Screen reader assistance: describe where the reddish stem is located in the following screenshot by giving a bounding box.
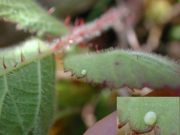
[51,6,128,52]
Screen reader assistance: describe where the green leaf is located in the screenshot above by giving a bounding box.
[0,0,68,36]
[0,38,55,135]
[64,50,180,90]
[117,97,180,135]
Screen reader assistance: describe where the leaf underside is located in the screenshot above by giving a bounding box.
[0,38,55,135]
[117,97,180,135]
[64,50,180,90]
[0,0,67,36]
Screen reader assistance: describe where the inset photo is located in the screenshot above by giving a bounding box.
[117,97,180,135]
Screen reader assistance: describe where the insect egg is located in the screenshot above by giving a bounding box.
[144,111,157,125]
[81,69,87,75]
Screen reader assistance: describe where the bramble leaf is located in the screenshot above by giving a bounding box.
[64,50,180,90]
[117,97,180,135]
[0,0,68,36]
[0,38,55,135]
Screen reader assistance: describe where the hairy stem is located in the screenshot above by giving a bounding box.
[51,6,128,51]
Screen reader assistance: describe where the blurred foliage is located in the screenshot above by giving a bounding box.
[53,80,116,135]
[50,111,86,135]
[169,25,180,40]
[87,0,113,21]
[84,112,116,135]
[144,0,172,23]
[56,80,98,109]
[95,89,116,120]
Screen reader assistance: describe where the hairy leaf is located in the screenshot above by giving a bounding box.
[64,50,180,90]
[0,38,55,135]
[0,0,67,36]
[117,97,180,135]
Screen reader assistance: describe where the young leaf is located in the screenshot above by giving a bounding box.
[117,97,180,135]
[0,38,55,135]
[64,50,180,90]
[0,0,67,36]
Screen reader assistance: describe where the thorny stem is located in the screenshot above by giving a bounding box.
[51,6,128,51]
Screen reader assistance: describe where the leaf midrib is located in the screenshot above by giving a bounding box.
[34,59,42,125]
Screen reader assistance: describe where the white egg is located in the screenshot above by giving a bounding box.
[144,111,157,125]
[81,69,87,75]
